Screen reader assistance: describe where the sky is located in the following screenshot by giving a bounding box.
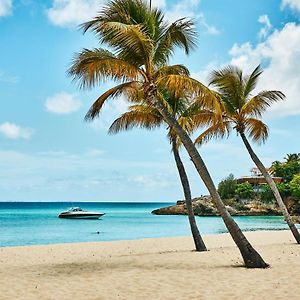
[0,0,300,202]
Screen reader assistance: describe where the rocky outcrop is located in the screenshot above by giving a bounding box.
[151,196,282,216]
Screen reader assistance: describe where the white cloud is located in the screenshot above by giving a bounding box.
[85,148,105,157]
[258,15,272,39]
[0,0,12,17]
[0,71,18,83]
[151,0,166,8]
[129,173,175,189]
[46,0,104,28]
[198,12,220,35]
[165,0,200,23]
[281,0,300,13]
[45,92,82,114]
[229,22,300,117]
[0,122,34,139]
[0,149,174,201]
[164,0,219,35]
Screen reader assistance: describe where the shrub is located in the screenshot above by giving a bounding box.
[289,173,300,198]
[235,182,253,199]
[218,174,237,199]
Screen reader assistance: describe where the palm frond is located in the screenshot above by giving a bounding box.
[243,65,263,98]
[241,90,285,117]
[85,81,138,121]
[189,109,220,128]
[154,64,190,78]
[244,118,269,144]
[95,22,154,66]
[153,18,197,64]
[157,75,210,98]
[108,105,162,133]
[208,65,244,110]
[194,121,231,145]
[68,48,142,88]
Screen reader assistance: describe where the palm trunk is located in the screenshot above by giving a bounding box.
[240,132,300,244]
[145,83,269,268]
[171,139,207,251]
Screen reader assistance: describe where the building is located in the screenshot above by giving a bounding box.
[237,167,283,192]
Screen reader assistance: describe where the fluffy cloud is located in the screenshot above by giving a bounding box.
[0,122,34,139]
[163,0,219,35]
[151,0,166,8]
[46,0,104,27]
[0,0,12,17]
[45,91,82,114]
[229,22,300,117]
[0,149,175,201]
[281,0,300,13]
[258,15,272,39]
[0,71,18,83]
[165,0,199,22]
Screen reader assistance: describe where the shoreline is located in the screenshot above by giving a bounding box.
[1,230,299,299]
[1,226,293,249]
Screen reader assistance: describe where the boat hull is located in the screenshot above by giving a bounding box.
[58,213,105,219]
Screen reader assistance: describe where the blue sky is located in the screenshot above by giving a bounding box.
[0,0,300,202]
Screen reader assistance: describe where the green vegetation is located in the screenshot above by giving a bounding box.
[218,154,300,212]
[271,154,300,182]
[290,174,300,198]
[217,174,236,199]
[235,182,254,199]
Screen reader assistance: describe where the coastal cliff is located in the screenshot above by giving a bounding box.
[152,196,284,216]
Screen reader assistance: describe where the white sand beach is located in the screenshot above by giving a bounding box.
[0,230,299,300]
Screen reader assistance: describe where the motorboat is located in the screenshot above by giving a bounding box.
[58,207,105,219]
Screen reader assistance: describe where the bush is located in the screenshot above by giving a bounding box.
[272,160,300,182]
[289,173,300,198]
[260,185,274,203]
[260,183,290,203]
[218,174,237,199]
[235,182,253,199]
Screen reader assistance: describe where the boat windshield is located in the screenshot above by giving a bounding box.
[69,207,83,212]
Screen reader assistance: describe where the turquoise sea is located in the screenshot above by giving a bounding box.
[0,202,292,247]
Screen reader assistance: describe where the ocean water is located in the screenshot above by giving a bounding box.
[0,202,292,247]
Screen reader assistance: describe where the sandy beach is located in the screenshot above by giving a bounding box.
[0,230,299,300]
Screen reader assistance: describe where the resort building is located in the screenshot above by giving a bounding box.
[237,167,283,191]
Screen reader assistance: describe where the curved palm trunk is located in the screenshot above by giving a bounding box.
[240,132,300,244]
[171,139,207,251]
[146,83,269,268]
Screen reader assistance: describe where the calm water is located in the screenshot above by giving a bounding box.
[0,202,292,247]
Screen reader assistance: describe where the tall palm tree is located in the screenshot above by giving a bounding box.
[195,65,300,244]
[109,92,208,251]
[285,153,300,163]
[69,0,268,268]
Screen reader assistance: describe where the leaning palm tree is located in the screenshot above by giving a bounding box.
[109,91,208,251]
[195,65,300,244]
[69,0,268,267]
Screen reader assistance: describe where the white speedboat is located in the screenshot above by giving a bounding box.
[58,207,105,219]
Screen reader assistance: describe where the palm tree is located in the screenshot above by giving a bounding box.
[195,65,300,244]
[285,153,300,163]
[109,92,208,251]
[69,0,268,268]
